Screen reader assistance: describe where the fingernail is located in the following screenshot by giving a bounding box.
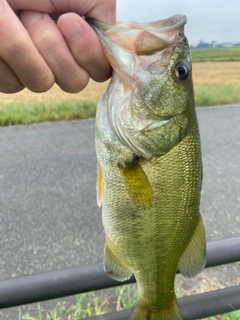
[21,11,43,27]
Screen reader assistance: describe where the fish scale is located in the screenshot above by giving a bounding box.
[89,14,206,320]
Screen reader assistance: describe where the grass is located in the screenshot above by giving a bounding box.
[17,284,240,320]
[194,85,240,106]
[191,47,240,62]
[18,285,137,320]
[208,312,240,320]
[0,100,97,126]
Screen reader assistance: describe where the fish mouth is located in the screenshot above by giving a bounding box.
[87,14,187,34]
[87,15,187,57]
[87,14,187,93]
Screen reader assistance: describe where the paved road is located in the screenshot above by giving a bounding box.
[0,105,240,319]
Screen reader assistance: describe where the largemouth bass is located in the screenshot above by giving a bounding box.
[89,14,206,320]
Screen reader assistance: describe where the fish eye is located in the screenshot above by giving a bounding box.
[174,61,190,80]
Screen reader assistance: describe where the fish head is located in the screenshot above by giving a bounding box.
[89,15,195,158]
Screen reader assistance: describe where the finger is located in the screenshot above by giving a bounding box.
[0,0,55,92]
[20,10,89,93]
[7,0,117,24]
[58,13,112,83]
[0,58,24,93]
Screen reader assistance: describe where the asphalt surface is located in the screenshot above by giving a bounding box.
[0,104,240,319]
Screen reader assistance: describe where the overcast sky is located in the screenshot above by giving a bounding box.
[116,0,240,46]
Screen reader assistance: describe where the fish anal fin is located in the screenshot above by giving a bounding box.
[96,162,103,207]
[178,214,206,278]
[129,296,182,320]
[104,238,132,281]
[118,162,152,209]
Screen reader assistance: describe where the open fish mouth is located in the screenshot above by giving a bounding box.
[87,14,187,34]
[87,14,187,57]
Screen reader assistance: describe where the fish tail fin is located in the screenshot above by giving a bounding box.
[129,297,182,320]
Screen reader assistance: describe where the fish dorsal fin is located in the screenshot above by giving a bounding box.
[96,162,103,207]
[118,161,152,209]
[134,31,172,55]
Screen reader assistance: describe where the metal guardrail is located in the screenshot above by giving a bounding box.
[0,237,240,319]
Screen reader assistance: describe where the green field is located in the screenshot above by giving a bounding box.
[191,46,240,62]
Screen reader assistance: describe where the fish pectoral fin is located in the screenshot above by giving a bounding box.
[118,161,152,209]
[96,162,103,207]
[104,238,132,281]
[178,214,206,278]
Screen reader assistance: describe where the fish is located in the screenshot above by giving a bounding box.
[88,14,206,320]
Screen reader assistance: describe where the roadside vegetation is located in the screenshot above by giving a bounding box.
[0,100,97,126]
[18,283,240,320]
[0,47,240,126]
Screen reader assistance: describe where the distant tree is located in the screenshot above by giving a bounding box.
[196,40,211,48]
[192,40,238,49]
[211,41,217,48]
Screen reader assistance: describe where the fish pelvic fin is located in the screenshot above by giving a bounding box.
[129,297,182,320]
[178,214,206,278]
[96,162,103,207]
[104,238,132,281]
[118,161,152,209]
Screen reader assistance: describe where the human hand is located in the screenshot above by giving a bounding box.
[0,0,116,93]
